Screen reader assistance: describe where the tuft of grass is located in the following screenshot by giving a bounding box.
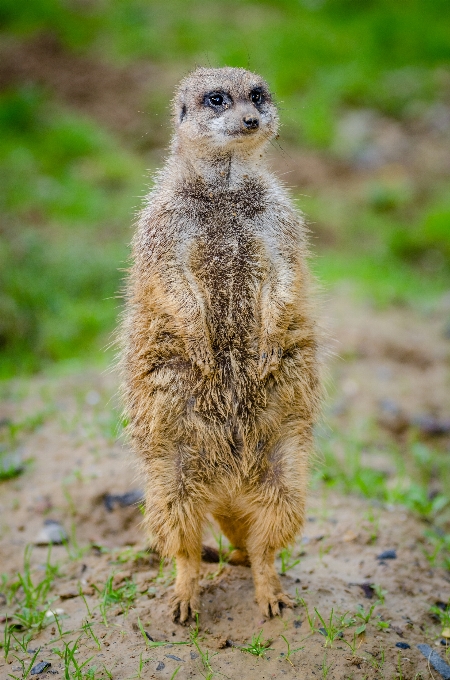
[279,546,301,574]
[3,545,61,634]
[430,600,450,629]
[280,634,305,666]
[241,629,273,658]
[93,575,137,625]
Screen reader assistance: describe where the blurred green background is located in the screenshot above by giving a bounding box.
[0,0,449,377]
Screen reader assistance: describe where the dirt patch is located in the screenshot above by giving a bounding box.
[0,34,174,147]
[1,292,449,678]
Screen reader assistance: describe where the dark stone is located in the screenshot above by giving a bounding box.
[417,644,450,679]
[144,631,154,641]
[411,415,450,436]
[190,651,199,659]
[294,619,303,628]
[377,550,397,560]
[359,582,375,599]
[104,489,144,512]
[156,661,165,671]
[201,545,220,563]
[165,655,183,662]
[31,661,51,675]
[396,642,410,649]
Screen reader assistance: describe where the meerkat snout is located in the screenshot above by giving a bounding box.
[242,115,259,130]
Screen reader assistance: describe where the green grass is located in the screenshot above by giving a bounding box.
[0,86,142,377]
[241,630,273,658]
[316,426,450,522]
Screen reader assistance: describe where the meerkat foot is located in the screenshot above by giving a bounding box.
[170,591,200,625]
[227,548,251,567]
[256,589,293,618]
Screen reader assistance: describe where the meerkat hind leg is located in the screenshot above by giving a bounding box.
[170,550,202,624]
[248,544,293,617]
[213,512,251,566]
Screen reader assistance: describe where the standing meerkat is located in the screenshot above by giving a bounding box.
[121,67,321,624]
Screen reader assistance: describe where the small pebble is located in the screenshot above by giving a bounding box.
[156,661,165,671]
[31,661,51,675]
[165,655,183,662]
[104,489,144,512]
[294,619,302,628]
[377,549,397,560]
[34,520,68,546]
[190,651,199,659]
[396,642,410,649]
[359,582,375,599]
[45,608,65,618]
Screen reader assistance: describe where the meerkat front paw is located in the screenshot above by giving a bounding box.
[259,340,283,379]
[170,591,200,625]
[256,589,293,618]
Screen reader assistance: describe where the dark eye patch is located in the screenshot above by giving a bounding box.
[204,91,232,110]
[250,87,265,106]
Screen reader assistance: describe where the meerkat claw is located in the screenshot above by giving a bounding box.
[258,591,294,618]
[171,595,199,625]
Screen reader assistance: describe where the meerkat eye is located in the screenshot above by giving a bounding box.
[250,89,263,105]
[207,93,224,107]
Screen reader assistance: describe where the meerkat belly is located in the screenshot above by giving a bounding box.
[191,230,265,355]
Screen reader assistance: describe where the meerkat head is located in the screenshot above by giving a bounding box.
[173,67,279,158]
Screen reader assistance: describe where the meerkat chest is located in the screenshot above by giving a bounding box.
[189,215,268,331]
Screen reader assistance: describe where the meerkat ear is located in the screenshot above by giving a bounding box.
[180,104,187,122]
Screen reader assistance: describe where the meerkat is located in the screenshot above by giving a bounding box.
[120,67,321,624]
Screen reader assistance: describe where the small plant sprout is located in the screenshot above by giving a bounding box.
[192,636,218,679]
[7,544,60,633]
[280,634,305,666]
[298,597,317,632]
[137,617,189,649]
[376,617,390,631]
[94,574,137,625]
[363,507,380,543]
[241,630,273,657]
[78,582,93,618]
[82,619,101,650]
[354,602,377,634]
[8,648,40,680]
[279,546,301,574]
[430,599,450,631]
[373,584,388,604]
[314,607,349,647]
[322,653,332,679]
[3,616,12,660]
[342,631,361,657]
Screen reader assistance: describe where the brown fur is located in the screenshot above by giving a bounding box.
[119,67,321,623]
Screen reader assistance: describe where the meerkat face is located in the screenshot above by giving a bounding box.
[174,67,279,156]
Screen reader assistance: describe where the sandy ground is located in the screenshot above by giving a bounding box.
[1,292,449,680]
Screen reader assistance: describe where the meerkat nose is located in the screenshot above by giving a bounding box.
[243,116,259,130]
